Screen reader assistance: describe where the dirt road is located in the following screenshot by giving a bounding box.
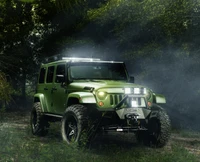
[1,111,200,158]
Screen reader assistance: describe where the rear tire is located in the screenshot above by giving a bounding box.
[61,104,89,145]
[30,102,49,136]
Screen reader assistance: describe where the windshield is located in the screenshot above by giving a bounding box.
[69,62,128,81]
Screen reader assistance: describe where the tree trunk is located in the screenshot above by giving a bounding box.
[22,69,27,108]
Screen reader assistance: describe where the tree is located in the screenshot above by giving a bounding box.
[0,0,35,107]
[0,72,12,109]
[0,0,93,108]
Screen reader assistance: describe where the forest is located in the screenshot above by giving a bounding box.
[1,0,200,161]
[0,0,200,131]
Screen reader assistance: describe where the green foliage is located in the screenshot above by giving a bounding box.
[0,72,12,104]
[87,0,200,54]
[54,0,84,12]
[20,0,35,3]
[0,0,33,44]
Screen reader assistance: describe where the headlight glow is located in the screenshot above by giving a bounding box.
[97,91,107,100]
[98,91,105,96]
[131,100,138,107]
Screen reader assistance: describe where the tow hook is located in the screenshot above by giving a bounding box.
[126,113,139,125]
[126,113,139,120]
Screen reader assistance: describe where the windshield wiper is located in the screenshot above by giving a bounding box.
[89,78,127,81]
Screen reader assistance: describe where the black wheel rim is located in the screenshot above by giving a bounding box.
[65,115,78,142]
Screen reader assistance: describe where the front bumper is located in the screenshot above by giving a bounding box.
[116,107,151,120]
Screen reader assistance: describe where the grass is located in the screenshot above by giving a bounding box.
[0,111,199,162]
[173,129,200,138]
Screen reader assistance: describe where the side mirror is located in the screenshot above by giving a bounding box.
[129,76,134,83]
[56,75,65,83]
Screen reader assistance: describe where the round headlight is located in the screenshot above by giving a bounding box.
[97,91,107,100]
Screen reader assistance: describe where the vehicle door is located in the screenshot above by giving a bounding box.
[52,64,68,114]
[37,66,48,112]
[44,65,55,112]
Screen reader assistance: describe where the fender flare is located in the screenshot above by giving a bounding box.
[153,93,166,104]
[33,93,47,112]
[67,92,96,104]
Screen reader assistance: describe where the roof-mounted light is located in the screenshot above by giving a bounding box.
[62,57,100,62]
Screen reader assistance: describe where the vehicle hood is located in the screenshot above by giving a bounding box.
[68,80,147,92]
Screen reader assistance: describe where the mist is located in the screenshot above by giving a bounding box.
[130,51,200,131]
[58,39,200,131]
[36,0,200,131]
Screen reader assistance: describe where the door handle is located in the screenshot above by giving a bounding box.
[52,87,57,91]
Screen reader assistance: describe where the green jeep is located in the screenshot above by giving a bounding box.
[30,57,171,147]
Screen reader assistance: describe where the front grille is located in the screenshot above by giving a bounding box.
[109,94,125,105]
[109,94,145,107]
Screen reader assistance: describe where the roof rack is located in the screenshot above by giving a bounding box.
[62,57,101,62]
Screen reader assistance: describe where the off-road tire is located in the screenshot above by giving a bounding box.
[137,106,171,147]
[61,104,89,145]
[30,102,49,136]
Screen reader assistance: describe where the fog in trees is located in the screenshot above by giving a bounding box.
[0,0,200,131]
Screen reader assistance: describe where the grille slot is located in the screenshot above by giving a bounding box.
[110,94,124,105]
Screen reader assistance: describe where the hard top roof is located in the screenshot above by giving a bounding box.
[43,57,124,65]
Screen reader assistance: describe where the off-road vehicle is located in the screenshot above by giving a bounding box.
[30,57,171,147]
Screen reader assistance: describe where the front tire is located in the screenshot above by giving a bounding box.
[61,104,88,145]
[147,110,171,147]
[136,106,171,147]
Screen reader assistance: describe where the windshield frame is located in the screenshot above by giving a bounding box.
[68,62,129,81]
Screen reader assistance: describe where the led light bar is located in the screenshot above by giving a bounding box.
[124,88,131,94]
[134,88,140,94]
[124,87,147,95]
[62,57,100,61]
